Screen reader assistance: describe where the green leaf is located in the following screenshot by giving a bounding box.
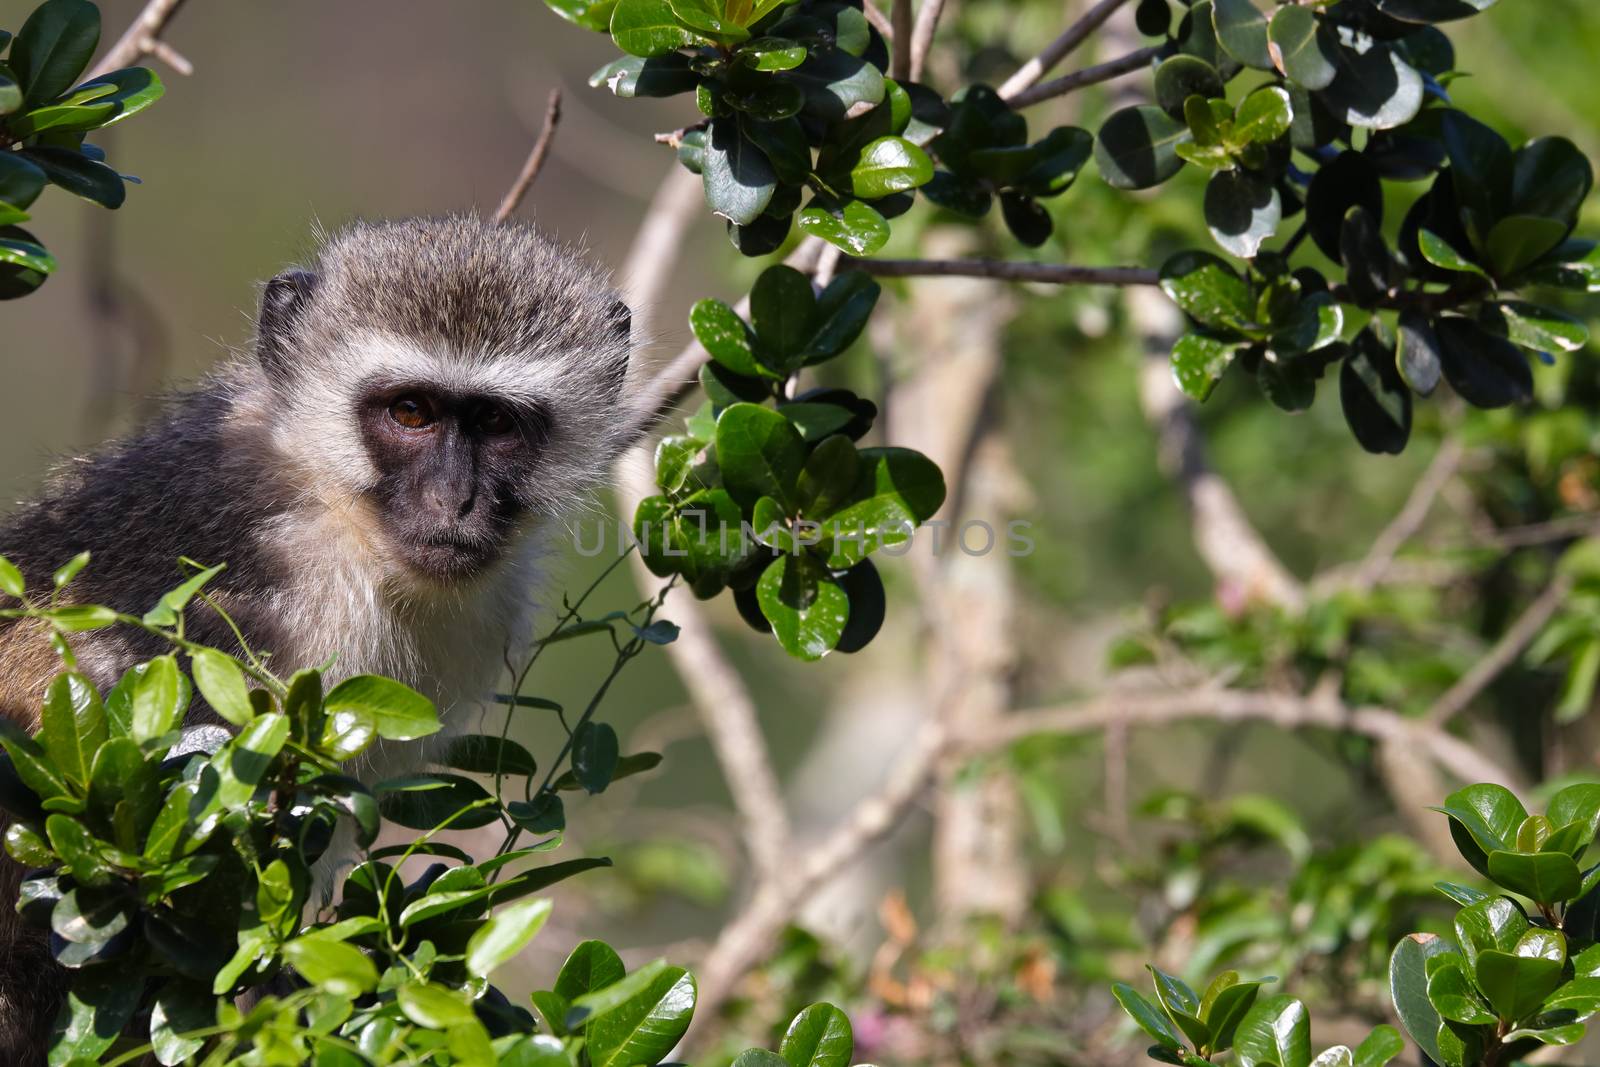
[818,447,946,568]
[667,0,750,42]
[1212,0,1272,70]
[547,0,622,31]
[1019,126,1093,197]
[188,649,253,728]
[1171,333,1236,402]
[398,982,477,1029]
[507,792,565,834]
[1149,966,1210,1051]
[1353,1026,1405,1067]
[1267,5,1337,90]
[553,751,663,792]
[465,897,553,979]
[1486,850,1582,904]
[20,146,124,208]
[1437,783,1527,859]
[1204,979,1262,1052]
[1159,250,1255,333]
[0,153,49,210]
[150,981,213,1067]
[1511,136,1592,224]
[283,937,380,998]
[610,0,696,56]
[582,964,697,1067]
[442,733,538,778]
[1095,105,1191,190]
[1153,55,1224,118]
[51,551,89,590]
[129,655,185,745]
[704,116,777,226]
[1112,983,1184,1052]
[324,675,439,742]
[1204,170,1281,259]
[1434,315,1532,409]
[13,66,163,135]
[1389,933,1454,1063]
[1426,959,1497,1024]
[40,672,104,788]
[803,272,880,362]
[1475,929,1566,1022]
[210,712,289,810]
[1492,301,1589,355]
[741,35,807,70]
[572,721,620,794]
[0,68,20,117]
[788,45,883,120]
[1486,214,1569,279]
[10,0,100,107]
[757,554,848,660]
[751,264,818,366]
[849,135,933,199]
[46,961,142,1065]
[798,196,890,256]
[556,939,627,1001]
[1234,995,1311,1067]
[1232,86,1293,145]
[1373,0,1496,21]
[1341,325,1412,454]
[1417,228,1490,279]
[590,53,699,98]
[1322,45,1423,130]
[377,773,499,831]
[715,402,807,511]
[1397,311,1443,396]
[691,298,772,380]
[779,1002,853,1067]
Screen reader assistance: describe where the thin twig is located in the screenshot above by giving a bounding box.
[908,0,950,82]
[842,257,1159,286]
[864,2,902,41]
[1424,575,1576,729]
[998,0,1136,100]
[978,687,1521,794]
[1005,45,1162,109]
[495,89,563,224]
[890,0,913,79]
[1348,438,1465,592]
[87,0,191,80]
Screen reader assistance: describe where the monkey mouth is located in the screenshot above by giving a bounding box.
[401,532,503,579]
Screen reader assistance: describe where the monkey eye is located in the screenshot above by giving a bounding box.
[388,394,435,431]
[473,402,515,437]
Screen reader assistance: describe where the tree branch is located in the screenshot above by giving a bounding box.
[997,0,1137,100]
[1346,437,1465,592]
[1424,575,1575,730]
[908,0,950,82]
[87,0,192,80]
[978,687,1522,795]
[1005,45,1162,108]
[890,0,913,80]
[843,257,1159,286]
[494,89,564,225]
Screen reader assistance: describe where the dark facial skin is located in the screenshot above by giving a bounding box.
[356,382,548,580]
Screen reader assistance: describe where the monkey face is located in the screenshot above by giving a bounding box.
[250,217,638,584]
[354,381,551,580]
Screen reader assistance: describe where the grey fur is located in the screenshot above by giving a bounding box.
[0,214,636,1065]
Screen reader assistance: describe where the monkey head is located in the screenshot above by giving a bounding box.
[250,215,634,583]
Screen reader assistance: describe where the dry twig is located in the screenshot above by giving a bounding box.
[88,0,192,80]
[997,0,1136,100]
[1005,45,1162,108]
[494,89,564,224]
[844,257,1159,286]
[1424,576,1576,729]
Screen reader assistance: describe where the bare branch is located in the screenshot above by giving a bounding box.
[978,688,1522,795]
[690,721,948,1026]
[1424,575,1575,729]
[997,0,1136,100]
[1005,45,1162,108]
[890,0,913,79]
[909,0,950,82]
[843,257,1159,286]
[1131,287,1304,611]
[88,0,192,79]
[1344,438,1465,592]
[494,89,564,225]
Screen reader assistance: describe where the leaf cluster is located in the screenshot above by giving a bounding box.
[1,0,164,299]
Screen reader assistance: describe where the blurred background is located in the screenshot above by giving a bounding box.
[3,1,1600,1063]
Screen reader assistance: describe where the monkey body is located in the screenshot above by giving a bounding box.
[0,215,635,1062]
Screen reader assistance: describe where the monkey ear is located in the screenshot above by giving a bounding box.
[257,269,318,382]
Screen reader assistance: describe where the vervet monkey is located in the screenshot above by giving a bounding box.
[0,214,637,1063]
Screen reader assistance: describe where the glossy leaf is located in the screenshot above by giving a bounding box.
[1095,105,1191,190]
